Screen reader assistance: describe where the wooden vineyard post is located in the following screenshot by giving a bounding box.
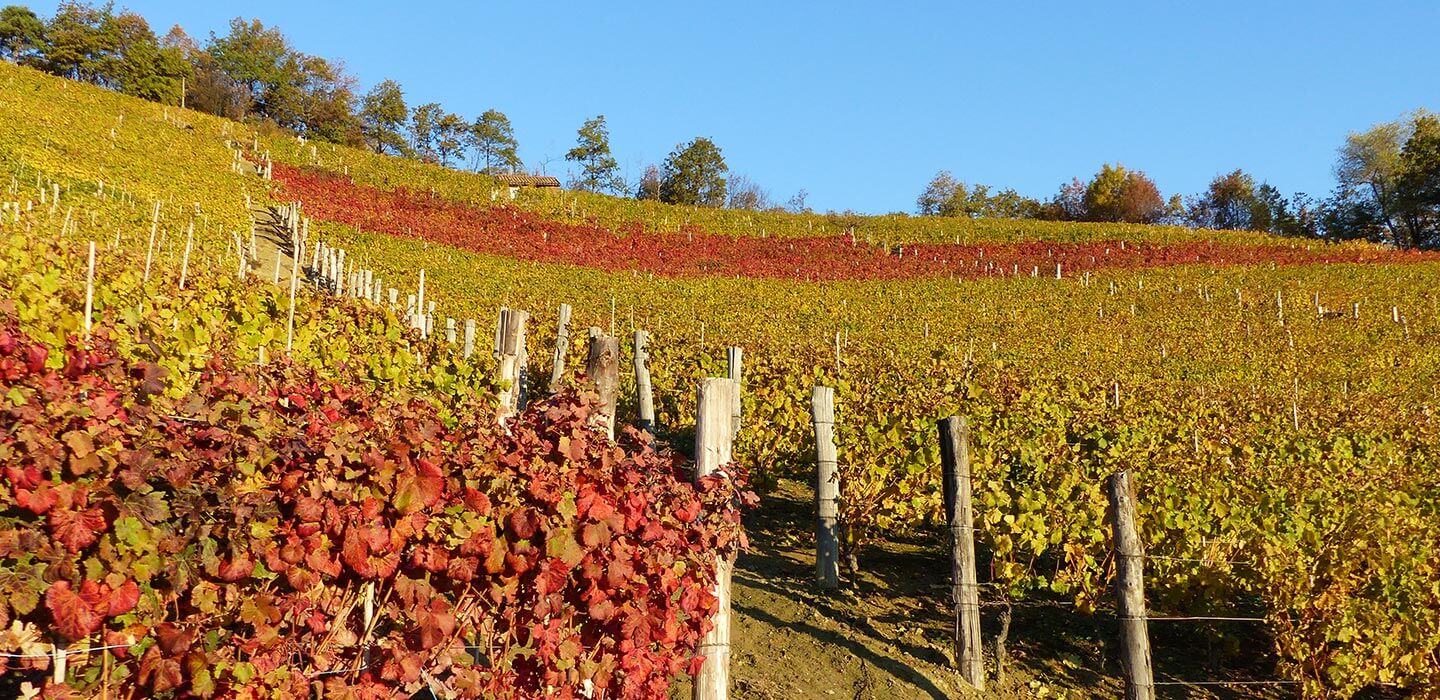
[496,309,530,424]
[550,303,572,390]
[726,346,743,440]
[693,378,737,700]
[634,330,655,433]
[812,386,840,589]
[938,416,983,689]
[1107,470,1154,700]
[586,333,620,439]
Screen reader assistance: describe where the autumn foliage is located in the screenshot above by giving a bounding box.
[0,311,751,699]
[274,164,1438,282]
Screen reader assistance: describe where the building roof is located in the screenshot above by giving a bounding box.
[494,174,561,188]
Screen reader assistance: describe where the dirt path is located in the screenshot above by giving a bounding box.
[246,203,301,285]
[672,479,1292,700]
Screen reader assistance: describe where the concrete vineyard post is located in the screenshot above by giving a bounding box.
[83,241,95,342]
[463,319,477,359]
[939,416,983,689]
[446,318,457,344]
[1107,470,1154,700]
[726,346,743,440]
[550,303,573,390]
[143,201,159,282]
[693,378,737,700]
[812,386,839,589]
[178,222,194,291]
[634,330,655,432]
[286,241,299,352]
[585,334,620,439]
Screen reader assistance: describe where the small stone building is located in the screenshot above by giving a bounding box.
[493,174,561,200]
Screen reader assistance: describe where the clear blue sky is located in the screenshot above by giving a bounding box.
[90,1,1440,213]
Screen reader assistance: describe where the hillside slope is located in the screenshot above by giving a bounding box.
[3,61,1439,698]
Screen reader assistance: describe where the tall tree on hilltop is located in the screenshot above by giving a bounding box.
[660,137,727,207]
[164,25,244,118]
[206,17,290,116]
[917,170,1040,218]
[41,1,118,83]
[565,115,623,193]
[0,5,45,64]
[108,11,188,104]
[727,174,773,211]
[433,112,468,166]
[634,164,661,201]
[409,102,443,162]
[1082,163,1165,223]
[1187,170,1263,231]
[1395,112,1440,248]
[292,55,361,145]
[1331,118,1409,245]
[1323,111,1440,248]
[468,109,520,174]
[360,79,409,156]
[917,171,961,215]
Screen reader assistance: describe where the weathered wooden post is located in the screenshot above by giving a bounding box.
[726,346,743,440]
[550,303,573,390]
[812,386,840,589]
[586,333,620,439]
[939,416,983,689]
[1107,470,1154,700]
[694,378,737,700]
[634,330,655,432]
[496,309,530,424]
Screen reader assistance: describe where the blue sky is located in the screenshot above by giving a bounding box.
[96,1,1440,213]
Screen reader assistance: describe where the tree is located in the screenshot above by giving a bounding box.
[786,189,810,214]
[1187,170,1262,230]
[1327,112,1436,248]
[634,164,661,201]
[433,112,468,166]
[726,174,773,210]
[206,17,290,115]
[660,137,727,207]
[41,1,117,83]
[409,102,443,162]
[1395,112,1440,248]
[110,11,187,104]
[917,170,1039,218]
[0,5,45,64]
[360,79,409,155]
[1039,177,1087,221]
[165,25,244,118]
[468,109,520,174]
[917,171,960,215]
[1082,163,1165,223]
[565,115,623,193]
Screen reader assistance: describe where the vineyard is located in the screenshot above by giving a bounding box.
[3,58,1440,699]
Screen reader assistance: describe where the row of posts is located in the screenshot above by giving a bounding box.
[809,391,1155,698]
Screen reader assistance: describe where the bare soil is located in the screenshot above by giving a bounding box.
[672,478,1294,700]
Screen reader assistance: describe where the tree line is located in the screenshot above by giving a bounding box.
[0,2,797,211]
[918,110,1440,249]
[3,3,1435,244]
